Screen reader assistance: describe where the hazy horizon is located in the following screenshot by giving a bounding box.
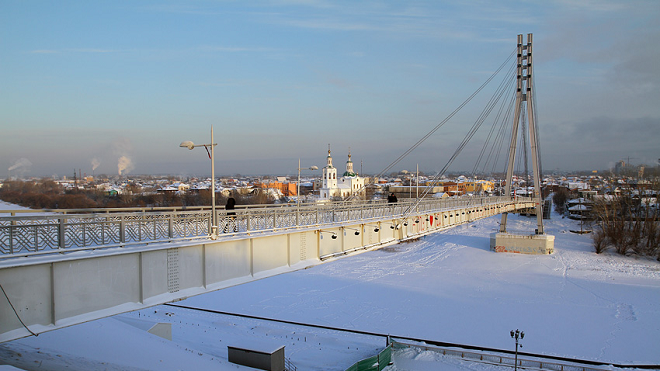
[4,165,643,181]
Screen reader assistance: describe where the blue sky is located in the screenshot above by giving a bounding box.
[1,0,659,178]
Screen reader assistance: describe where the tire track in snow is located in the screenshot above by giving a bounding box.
[322,232,462,283]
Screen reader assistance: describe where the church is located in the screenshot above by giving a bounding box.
[319,146,365,200]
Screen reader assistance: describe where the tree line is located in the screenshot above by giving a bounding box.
[0,180,276,210]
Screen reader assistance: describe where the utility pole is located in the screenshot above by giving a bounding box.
[416,164,419,199]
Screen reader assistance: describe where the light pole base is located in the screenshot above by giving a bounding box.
[210,226,219,240]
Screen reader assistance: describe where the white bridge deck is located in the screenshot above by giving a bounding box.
[0,196,535,343]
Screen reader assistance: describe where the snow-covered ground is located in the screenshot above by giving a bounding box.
[0,201,51,216]
[1,210,659,370]
[0,201,30,212]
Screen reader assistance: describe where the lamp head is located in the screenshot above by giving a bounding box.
[520,331,524,339]
[180,141,195,150]
[510,330,515,338]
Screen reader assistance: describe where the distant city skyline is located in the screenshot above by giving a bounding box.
[2,1,659,178]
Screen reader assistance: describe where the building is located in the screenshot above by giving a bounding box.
[319,147,365,200]
[457,179,494,195]
[255,179,297,196]
[157,182,190,194]
[614,160,625,174]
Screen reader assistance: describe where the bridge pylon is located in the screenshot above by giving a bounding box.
[491,33,554,255]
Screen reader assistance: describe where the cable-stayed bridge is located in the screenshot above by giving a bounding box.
[0,33,554,344]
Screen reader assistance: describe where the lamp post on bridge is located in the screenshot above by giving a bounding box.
[297,159,318,206]
[180,126,218,239]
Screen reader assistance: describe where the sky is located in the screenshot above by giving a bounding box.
[1,0,659,178]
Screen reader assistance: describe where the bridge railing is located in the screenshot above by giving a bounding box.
[0,196,529,258]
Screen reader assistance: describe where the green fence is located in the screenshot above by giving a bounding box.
[344,344,392,371]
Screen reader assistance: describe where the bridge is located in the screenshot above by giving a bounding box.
[0,196,536,342]
[1,33,555,345]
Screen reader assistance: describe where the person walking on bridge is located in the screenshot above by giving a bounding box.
[224,197,237,233]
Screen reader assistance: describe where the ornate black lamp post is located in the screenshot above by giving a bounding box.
[510,329,524,371]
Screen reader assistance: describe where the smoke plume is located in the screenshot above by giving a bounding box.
[8,158,32,178]
[112,137,134,176]
[91,158,101,171]
[118,156,134,176]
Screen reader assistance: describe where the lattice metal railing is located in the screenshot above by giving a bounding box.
[0,196,532,257]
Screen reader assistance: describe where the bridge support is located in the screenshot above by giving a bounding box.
[495,33,554,255]
[490,232,554,254]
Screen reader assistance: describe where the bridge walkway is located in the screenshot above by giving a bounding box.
[0,196,535,342]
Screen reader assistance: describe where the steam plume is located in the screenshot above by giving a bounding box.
[112,137,134,176]
[7,158,32,179]
[8,158,32,171]
[91,158,101,171]
[118,156,134,175]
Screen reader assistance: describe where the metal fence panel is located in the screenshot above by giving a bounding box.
[344,345,392,371]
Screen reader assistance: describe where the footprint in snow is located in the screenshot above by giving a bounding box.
[614,303,637,321]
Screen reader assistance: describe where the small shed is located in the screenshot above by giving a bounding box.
[228,344,285,371]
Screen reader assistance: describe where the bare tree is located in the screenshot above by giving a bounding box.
[592,186,659,259]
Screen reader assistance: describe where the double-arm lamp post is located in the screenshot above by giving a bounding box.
[180,126,218,239]
[510,329,524,371]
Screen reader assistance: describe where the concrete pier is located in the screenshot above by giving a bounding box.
[490,232,554,254]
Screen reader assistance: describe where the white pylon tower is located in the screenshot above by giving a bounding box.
[499,34,545,236]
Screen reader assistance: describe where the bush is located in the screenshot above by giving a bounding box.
[592,228,608,254]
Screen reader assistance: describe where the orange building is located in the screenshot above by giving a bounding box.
[255,181,297,196]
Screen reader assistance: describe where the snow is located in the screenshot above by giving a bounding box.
[1,211,659,370]
[568,204,589,211]
[0,202,30,213]
[391,347,505,371]
[0,201,52,216]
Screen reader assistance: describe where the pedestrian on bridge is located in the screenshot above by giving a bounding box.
[224,197,237,233]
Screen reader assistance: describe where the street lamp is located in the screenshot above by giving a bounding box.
[510,329,524,371]
[180,126,218,239]
[297,158,318,206]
